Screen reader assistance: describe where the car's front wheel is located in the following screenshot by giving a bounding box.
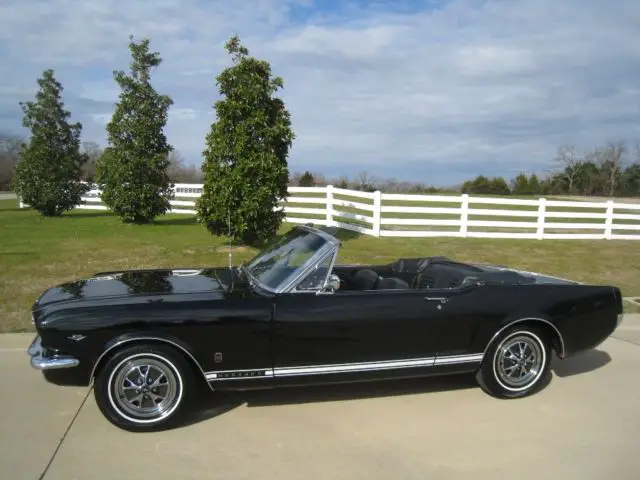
[476,325,552,399]
[94,343,196,432]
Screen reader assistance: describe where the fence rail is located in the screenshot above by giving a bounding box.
[18,183,640,240]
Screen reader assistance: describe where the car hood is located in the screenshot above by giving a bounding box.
[34,267,242,308]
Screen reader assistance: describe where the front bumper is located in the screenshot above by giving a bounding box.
[27,336,80,370]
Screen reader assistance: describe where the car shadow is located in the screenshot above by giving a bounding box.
[551,349,611,378]
[179,351,613,429]
[181,374,478,428]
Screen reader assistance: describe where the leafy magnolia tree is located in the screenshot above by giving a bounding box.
[197,36,295,243]
[96,36,174,223]
[12,69,89,215]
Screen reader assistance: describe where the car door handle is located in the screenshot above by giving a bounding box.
[424,296,448,303]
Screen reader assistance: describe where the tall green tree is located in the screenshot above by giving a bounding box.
[512,173,530,195]
[298,171,314,187]
[96,36,174,223]
[196,36,295,243]
[619,163,640,196]
[12,69,89,216]
[528,174,540,194]
[489,177,510,195]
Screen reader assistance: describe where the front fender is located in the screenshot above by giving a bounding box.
[88,332,209,384]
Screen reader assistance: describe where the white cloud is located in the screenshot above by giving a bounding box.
[90,113,112,125]
[169,108,200,120]
[0,0,639,184]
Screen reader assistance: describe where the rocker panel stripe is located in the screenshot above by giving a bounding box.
[205,353,483,381]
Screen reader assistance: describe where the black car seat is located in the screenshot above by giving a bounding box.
[352,269,380,290]
[376,277,410,290]
[413,264,463,289]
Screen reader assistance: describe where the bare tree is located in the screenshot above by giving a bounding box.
[0,132,23,191]
[599,140,626,196]
[81,141,103,182]
[166,150,203,183]
[311,171,327,186]
[353,171,377,191]
[554,145,584,194]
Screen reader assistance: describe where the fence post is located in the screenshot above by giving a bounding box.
[326,185,333,227]
[536,198,546,240]
[372,190,381,237]
[604,200,614,240]
[459,194,469,237]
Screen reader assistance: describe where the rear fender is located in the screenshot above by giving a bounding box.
[480,315,566,360]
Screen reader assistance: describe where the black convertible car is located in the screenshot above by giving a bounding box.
[28,225,624,431]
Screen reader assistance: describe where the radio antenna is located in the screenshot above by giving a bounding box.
[227,206,232,269]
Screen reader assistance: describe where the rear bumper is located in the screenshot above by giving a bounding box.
[27,335,80,370]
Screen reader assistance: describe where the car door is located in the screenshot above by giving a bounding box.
[418,284,490,363]
[271,286,461,385]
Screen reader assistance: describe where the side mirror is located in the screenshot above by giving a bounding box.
[328,273,341,291]
[461,276,484,287]
[316,274,341,295]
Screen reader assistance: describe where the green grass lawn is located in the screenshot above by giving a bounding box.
[1,198,639,333]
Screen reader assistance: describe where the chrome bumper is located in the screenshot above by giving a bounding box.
[27,335,80,370]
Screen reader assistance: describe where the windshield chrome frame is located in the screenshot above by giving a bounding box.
[285,243,339,294]
[243,225,340,295]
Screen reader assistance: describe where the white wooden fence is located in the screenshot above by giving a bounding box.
[20,183,640,240]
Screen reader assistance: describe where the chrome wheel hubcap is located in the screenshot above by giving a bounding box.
[496,335,543,388]
[113,357,178,419]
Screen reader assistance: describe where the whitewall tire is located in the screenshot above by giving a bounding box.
[94,343,196,431]
[477,325,552,399]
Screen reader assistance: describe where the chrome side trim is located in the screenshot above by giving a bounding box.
[434,353,484,365]
[203,354,484,382]
[89,336,212,390]
[27,335,80,370]
[274,356,436,376]
[482,318,566,359]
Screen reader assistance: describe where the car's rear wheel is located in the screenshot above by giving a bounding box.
[94,343,196,431]
[476,325,552,399]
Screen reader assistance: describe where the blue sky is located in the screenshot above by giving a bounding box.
[0,0,639,186]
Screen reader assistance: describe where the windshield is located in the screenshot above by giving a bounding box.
[245,228,330,291]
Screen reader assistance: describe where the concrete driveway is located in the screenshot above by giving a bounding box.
[3,315,640,480]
